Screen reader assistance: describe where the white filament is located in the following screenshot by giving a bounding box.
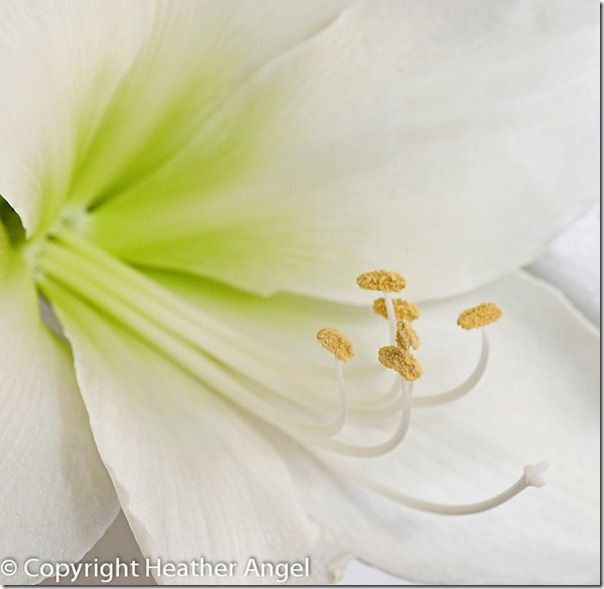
[413,329,490,409]
[347,373,400,405]
[40,234,548,518]
[270,359,348,436]
[304,379,413,457]
[384,292,397,345]
[329,358,348,435]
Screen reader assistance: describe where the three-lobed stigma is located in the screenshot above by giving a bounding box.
[312,269,546,516]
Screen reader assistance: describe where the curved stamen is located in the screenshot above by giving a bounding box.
[351,461,548,515]
[413,329,489,409]
[268,358,348,436]
[234,375,338,429]
[47,229,333,402]
[349,393,405,421]
[348,373,401,407]
[40,234,339,413]
[36,252,345,438]
[329,370,407,423]
[41,237,352,437]
[328,365,406,423]
[305,380,413,457]
[333,359,348,411]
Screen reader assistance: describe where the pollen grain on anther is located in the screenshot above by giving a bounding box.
[457,302,502,330]
[357,269,406,292]
[316,328,354,362]
[378,345,423,381]
[313,276,545,515]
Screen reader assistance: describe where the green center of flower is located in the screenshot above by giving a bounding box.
[6,41,278,293]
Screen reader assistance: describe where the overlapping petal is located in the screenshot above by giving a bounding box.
[83,0,599,302]
[0,1,597,304]
[0,226,118,585]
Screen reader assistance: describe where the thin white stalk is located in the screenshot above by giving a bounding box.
[412,329,489,409]
[384,291,397,345]
[304,380,412,458]
[348,462,548,515]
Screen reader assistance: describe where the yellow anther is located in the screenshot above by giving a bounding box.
[378,346,423,381]
[357,270,406,292]
[373,298,420,321]
[395,319,420,350]
[316,328,354,362]
[457,302,502,330]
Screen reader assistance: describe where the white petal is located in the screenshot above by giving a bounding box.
[86,0,599,302]
[0,0,348,236]
[142,268,598,584]
[40,223,598,583]
[0,231,118,585]
[46,280,345,585]
[255,271,599,584]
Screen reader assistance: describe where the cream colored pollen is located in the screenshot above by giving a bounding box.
[372,298,420,321]
[457,302,503,330]
[395,319,420,350]
[357,269,406,292]
[378,346,423,381]
[316,328,354,362]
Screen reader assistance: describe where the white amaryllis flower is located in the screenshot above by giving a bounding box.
[0,0,598,585]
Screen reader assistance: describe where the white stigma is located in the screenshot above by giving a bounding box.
[523,461,549,488]
[306,272,548,518]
